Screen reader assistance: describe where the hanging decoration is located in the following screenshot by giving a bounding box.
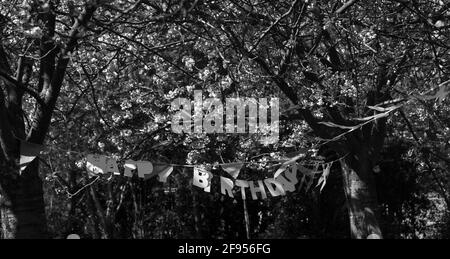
[80,153,343,200]
[21,85,449,199]
[19,140,45,174]
[193,165,213,192]
[221,163,244,179]
[154,164,174,183]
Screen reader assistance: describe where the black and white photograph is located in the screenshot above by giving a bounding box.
[0,0,449,245]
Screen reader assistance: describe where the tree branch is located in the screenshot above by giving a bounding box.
[0,89,16,162]
[220,24,334,139]
[336,0,360,15]
[248,0,301,53]
[81,65,111,128]
[0,68,45,106]
[28,2,99,143]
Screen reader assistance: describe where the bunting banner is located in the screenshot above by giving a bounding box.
[154,164,174,183]
[83,154,336,200]
[193,165,213,193]
[19,140,45,174]
[221,163,244,179]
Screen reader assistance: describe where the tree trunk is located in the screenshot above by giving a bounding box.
[0,161,48,239]
[339,142,383,239]
[0,1,98,239]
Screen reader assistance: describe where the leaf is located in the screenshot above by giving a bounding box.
[367,106,388,112]
[318,121,357,130]
[368,104,403,112]
[373,112,391,120]
[367,106,386,112]
[305,163,320,193]
[355,105,402,121]
[354,115,377,121]
[316,162,332,192]
[274,153,305,178]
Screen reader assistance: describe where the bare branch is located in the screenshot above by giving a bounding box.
[249,0,301,53]
[336,0,360,15]
[0,68,45,106]
[28,2,100,143]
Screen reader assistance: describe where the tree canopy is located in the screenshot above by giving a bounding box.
[0,0,449,239]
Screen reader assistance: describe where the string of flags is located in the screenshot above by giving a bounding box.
[16,80,449,199]
[83,153,343,200]
[18,135,343,200]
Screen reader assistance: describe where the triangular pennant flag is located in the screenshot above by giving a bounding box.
[154,164,174,183]
[86,155,120,178]
[86,154,107,178]
[20,140,44,174]
[221,163,244,179]
[193,165,213,192]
